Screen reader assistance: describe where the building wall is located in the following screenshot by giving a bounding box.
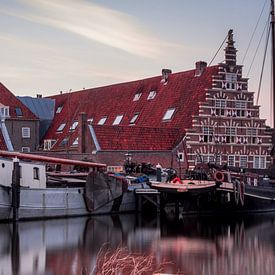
[5,119,40,152]
[185,62,272,170]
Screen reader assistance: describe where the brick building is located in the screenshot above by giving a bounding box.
[0,83,39,152]
[42,30,273,172]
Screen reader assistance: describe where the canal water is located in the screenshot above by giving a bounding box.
[1,213,275,275]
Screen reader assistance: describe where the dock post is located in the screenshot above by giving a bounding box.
[12,158,20,221]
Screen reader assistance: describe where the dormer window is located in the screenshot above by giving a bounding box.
[56,106,63,113]
[98,117,107,125]
[113,115,123,125]
[133,93,142,101]
[0,106,9,118]
[72,137,79,147]
[56,123,66,132]
[69,121,78,131]
[162,108,176,121]
[147,91,156,100]
[15,107,23,117]
[130,113,139,125]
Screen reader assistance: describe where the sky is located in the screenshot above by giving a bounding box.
[0,0,273,125]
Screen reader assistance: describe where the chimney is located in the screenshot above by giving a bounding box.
[78,112,87,154]
[36,94,42,98]
[195,61,207,76]
[161,69,172,84]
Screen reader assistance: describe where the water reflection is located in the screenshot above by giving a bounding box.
[1,213,275,274]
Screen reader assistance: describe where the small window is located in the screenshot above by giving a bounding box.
[113,115,123,125]
[87,118,93,124]
[43,139,56,150]
[72,137,79,146]
[98,117,107,125]
[0,106,9,118]
[69,121,78,131]
[60,137,69,147]
[130,113,139,125]
[162,108,176,121]
[147,91,156,100]
[22,127,30,138]
[56,106,63,113]
[240,156,248,168]
[15,107,23,116]
[56,123,66,132]
[21,147,30,153]
[133,93,142,101]
[33,167,39,180]
[228,155,235,166]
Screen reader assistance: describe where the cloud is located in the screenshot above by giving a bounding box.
[0,0,182,59]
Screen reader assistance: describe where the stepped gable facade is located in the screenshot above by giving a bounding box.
[0,83,39,152]
[42,30,272,171]
[185,30,272,169]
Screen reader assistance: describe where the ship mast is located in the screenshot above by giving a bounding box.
[272,0,275,128]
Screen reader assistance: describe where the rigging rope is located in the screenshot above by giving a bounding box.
[241,0,268,64]
[256,21,271,105]
[246,16,270,78]
[208,33,228,66]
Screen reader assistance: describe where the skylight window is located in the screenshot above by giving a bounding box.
[98,117,107,125]
[133,93,142,101]
[130,113,139,125]
[72,137,79,146]
[56,106,63,113]
[147,91,156,100]
[69,121,78,131]
[113,115,123,125]
[162,108,176,121]
[56,123,66,132]
[15,107,23,116]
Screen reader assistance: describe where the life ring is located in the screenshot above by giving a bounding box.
[233,179,239,205]
[213,171,224,182]
[239,181,245,206]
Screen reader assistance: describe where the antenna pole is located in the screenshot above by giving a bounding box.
[271,0,275,128]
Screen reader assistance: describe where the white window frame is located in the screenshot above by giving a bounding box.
[22,127,30,138]
[69,121,78,131]
[240,156,248,168]
[228,155,235,166]
[254,156,266,169]
[56,123,66,132]
[56,106,63,113]
[133,93,142,101]
[162,108,176,121]
[113,115,123,125]
[21,147,30,153]
[0,106,9,118]
[147,90,156,100]
[72,137,79,146]
[43,139,56,150]
[130,113,139,125]
[98,117,107,125]
[177,152,184,162]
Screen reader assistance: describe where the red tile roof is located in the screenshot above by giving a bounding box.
[44,66,218,150]
[0,83,38,120]
[0,130,7,150]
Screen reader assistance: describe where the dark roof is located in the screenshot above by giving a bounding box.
[44,65,218,150]
[0,130,7,150]
[18,96,55,120]
[0,83,38,120]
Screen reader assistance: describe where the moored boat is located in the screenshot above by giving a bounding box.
[0,150,137,221]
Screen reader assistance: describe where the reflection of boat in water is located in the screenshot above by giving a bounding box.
[0,150,137,221]
[2,213,275,275]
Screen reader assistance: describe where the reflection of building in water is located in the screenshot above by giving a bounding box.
[1,214,275,275]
